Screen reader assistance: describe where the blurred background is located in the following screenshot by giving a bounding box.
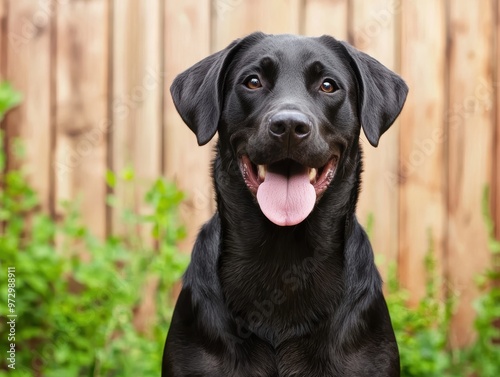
[0,0,499,376]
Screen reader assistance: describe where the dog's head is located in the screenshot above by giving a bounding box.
[171,32,408,227]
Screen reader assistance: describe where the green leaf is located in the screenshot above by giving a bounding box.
[0,81,22,121]
[121,166,135,181]
[106,170,117,188]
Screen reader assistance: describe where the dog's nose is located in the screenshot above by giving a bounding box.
[268,111,312,146]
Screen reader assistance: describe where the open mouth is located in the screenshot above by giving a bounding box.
[239,156,339,196]
[239,155,339,226]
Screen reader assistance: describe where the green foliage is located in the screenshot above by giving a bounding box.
[380,187,500,377]
[0,136,188,374]
[457,186,500,377]
[386,233,455,377]
[0,81,22,122]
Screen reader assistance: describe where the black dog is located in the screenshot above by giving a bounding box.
[163,32,408,377]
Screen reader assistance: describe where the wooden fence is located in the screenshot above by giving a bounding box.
[1,0,499,346]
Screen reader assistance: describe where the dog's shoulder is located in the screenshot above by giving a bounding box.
[184,214,220,278]
[180,214,234,336]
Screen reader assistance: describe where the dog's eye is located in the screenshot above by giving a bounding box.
[245,76,262,90]
[320,80,337,93]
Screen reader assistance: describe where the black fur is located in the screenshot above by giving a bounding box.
[163,33,408,377]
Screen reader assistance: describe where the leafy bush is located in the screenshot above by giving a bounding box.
[0,82,188,376]
[382,187,500,376]
[457,187,500,377]
[386,235,455,376]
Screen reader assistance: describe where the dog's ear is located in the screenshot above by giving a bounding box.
[170,32,266,146]
[339,41,408,147]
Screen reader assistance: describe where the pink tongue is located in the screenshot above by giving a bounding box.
[256,165,316,226]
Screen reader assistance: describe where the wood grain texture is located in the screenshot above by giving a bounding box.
[164,0,212,253]
[55,0,109,238]
[303,0,348,39]
[213,0,302,48]
[112,0,162,237]
[399,0,446,304]
[496,1,500,240]
[350,0,400,281]
[3,0,52,211]
[447,0,494,347]
[0,0,6,78]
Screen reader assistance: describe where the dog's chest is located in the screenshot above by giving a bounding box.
[219,241,343,341]
[223,334,343,377]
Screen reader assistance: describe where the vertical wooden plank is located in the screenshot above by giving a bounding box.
[0,0,6,78]
[164,0,212,252]
[213,0,302,49]
[110,0,129,234]
[111,0,163,330]
[496,2,500,241]
[448,0,494,347]
[3,0,52,211]
[112,0,162,236]
[399,0,446,304]
[303,0,348,40]
[0,0,7,171]
[55,0,109,238]
[350,0,400,280]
